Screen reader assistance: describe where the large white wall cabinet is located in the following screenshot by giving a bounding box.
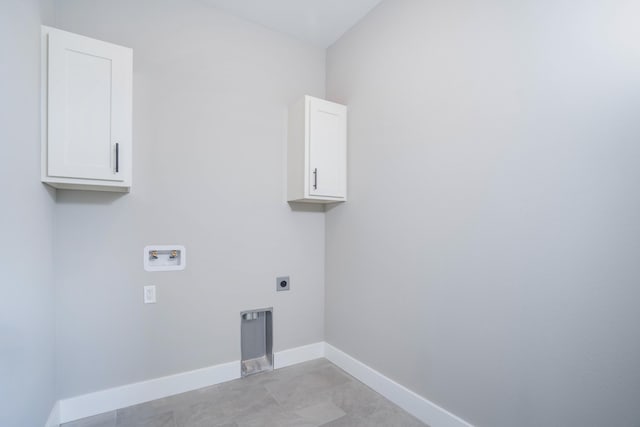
[287,96,347,203]
[41,26,133,192]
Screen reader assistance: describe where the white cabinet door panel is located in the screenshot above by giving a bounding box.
[308,98,347,198]
[47,29,131,182]
[287,95,347,203]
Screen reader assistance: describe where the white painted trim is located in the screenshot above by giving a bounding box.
[274,342,325,369]
[324,343,474,427]
[59,360,238,423]
[58,342,324,424]
[44,401,60,427]
[57,342,470,427]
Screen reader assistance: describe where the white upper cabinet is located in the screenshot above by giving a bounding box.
[41,26,133,192]
[287,96,347,203]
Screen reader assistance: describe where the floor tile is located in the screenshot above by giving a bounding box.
[116,410,175,427]
[326,380,392,416]
[62,411,116,427]
[232,403,289,427]
[174,400,224,427]
[68,359,426,427]
[119,386,219,424]
[294,401,346,425]
[264,364,351,410]
[323,403,426,427]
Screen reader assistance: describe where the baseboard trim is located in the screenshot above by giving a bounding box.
[56,342,471,427]
[59,360,238,424]
[324,343,473,427]
[274,342,325,369]
[45,401,60,427]
[58,342,324,424]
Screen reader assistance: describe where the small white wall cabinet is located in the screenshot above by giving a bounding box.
[41,26,133,192]
[287,96,347,203]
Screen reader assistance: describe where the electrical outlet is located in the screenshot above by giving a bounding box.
[276,276,290,292]
[144,285,157,304]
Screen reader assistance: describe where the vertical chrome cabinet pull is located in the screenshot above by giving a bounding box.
[313,168,318,190]
[115,143,120,173]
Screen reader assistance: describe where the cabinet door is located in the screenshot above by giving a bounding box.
[47,29,132,181]
[308,98,347,198]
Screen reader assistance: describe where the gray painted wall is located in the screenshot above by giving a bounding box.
[0,0,56,425]
[325,1,640,426]
[53,0,326,398]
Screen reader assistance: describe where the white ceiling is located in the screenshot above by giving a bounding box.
[203,0,384,47]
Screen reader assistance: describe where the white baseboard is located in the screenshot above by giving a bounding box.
[324,343,473,427]
[59,360,238,424]
[57,342,324,424]
[274,342,325,369]
[55,342,471,427]
[44,401,60,427]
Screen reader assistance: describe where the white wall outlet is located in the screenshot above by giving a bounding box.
[143,285,157,304]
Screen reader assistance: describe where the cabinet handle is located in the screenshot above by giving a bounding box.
[115,143,120,173]
[313,168,318,190]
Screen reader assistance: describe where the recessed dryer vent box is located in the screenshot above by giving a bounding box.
[241,308,273,377]
[144,245,186,272]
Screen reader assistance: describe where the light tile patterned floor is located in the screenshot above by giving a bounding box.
[62,358,427,427]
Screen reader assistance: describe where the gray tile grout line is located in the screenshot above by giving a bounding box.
[265,362,351,426]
